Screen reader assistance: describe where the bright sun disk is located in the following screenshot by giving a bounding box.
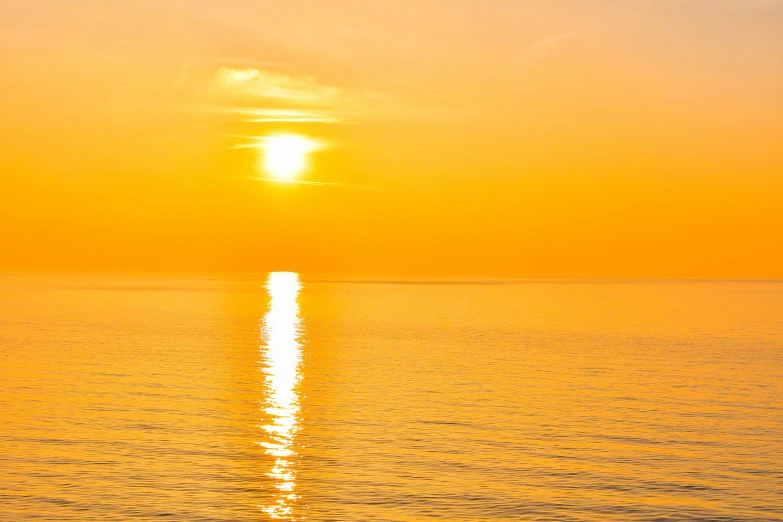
[261,134,320,180]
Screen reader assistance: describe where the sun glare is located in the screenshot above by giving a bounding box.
[261,135,321,180]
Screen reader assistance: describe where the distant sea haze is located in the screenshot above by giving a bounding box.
[1,274,781,520]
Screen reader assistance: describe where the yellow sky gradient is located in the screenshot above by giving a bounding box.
[1,0,781,277]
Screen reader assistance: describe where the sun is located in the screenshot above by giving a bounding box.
[261,134,321,180]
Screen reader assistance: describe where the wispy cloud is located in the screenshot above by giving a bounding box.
[203,66,481,125]
[211,67,343,104]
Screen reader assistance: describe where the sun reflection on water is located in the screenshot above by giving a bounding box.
[259,272,303,519]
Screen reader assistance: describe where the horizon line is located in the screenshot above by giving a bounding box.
[1,270,781,285]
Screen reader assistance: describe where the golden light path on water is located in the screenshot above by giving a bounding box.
[258,272,303,519]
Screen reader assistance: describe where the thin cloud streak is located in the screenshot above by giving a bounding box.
[252,177,395,192]
[213,107,345,124]
[200,102,483,125]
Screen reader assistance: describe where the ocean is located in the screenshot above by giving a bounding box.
[1,274,781,521]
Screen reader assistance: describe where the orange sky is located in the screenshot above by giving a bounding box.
[1,0,781,277]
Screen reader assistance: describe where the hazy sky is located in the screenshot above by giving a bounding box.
[1,0,781,277]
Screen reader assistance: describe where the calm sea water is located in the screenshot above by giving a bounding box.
[1,274,781,521]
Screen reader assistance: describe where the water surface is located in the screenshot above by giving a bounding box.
[1,274,781,520]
